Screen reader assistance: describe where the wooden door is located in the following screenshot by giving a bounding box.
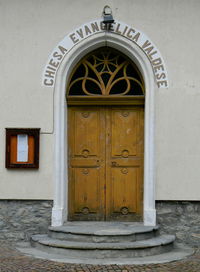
[68,106,144,221]
[105,107,144,221]
[68,107,106,221]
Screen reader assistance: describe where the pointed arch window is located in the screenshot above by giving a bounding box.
[67,47,145,104]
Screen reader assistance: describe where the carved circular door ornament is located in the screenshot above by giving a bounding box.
[82,207,90,214]
[122,149,129,158]
[82,169,89,175]
[82,112,90,118]
[122,111,129,117]
[121,168,128,174]
[82,149,90,158]
[121,207,129,215]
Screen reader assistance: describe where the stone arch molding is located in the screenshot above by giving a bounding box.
[43,20,168,89]
[47,20,163,227]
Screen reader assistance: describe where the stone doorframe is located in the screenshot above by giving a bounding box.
[51,32,157,227]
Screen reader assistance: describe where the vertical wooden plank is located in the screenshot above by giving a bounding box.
[28,136,35,164]
[10,136,17,164]
[105,107,111,219]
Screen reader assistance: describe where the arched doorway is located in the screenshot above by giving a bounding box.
[66,47,145,221]
[52,32,156,227]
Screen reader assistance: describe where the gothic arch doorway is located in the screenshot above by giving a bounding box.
[52,32,156,227]
[66,47,145,221]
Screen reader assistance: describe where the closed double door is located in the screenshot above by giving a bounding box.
[68,106,144,221]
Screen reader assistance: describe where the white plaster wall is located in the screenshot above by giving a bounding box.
[0,0,200,200]
[0,134,53,199]
[154,1,200,200]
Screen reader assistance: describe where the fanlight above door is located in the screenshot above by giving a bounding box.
[67,47,145,104]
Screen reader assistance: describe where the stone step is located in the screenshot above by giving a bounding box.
[18,241,194,265]
[31,234,175,258]
[48,222,159,243]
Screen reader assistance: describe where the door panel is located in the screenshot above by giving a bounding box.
[68,106,144,221]
[68,107,105,221]
[73,110,100,156]
[111,167,138,212]
[74,168,100,212]
[106,107,144,221]
[111,110,137,157]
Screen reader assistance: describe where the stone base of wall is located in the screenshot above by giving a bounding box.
[0,200,52,241]
[0,200,200,247]
[156,201,200,247]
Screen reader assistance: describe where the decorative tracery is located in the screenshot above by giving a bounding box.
[68,48,144,96]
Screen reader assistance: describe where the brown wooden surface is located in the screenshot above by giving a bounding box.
[10,135,17,164]
[105,107,144,221]
[67,96,145,106]
[68,107,105,220]
[5,128,40,169]
[68,106,144,221]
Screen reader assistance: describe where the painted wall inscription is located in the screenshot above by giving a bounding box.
[43,20,168,88]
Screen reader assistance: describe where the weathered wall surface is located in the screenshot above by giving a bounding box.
[156,201,200,247]
[0,0,200,200]
[0,200,52,241]
[0,200,200,247]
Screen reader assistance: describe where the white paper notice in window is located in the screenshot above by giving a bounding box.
[17,134,28,162]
